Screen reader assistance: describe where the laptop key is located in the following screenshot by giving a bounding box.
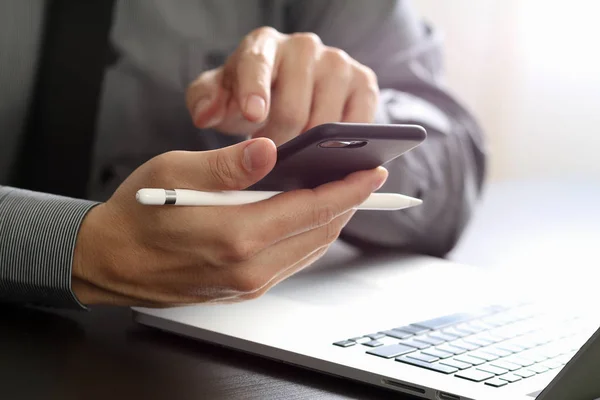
[498,373,522,383]
[381,330,413,340]
[541,359,564,370]
[350,336,371,344]
[406,352,439,363]
[479,346,512,358]
[455,369,495,382]
[412,312,476,331]
[400,338,431,350]
[496,342,527,353]
[436,344,467,355]
[485,377,508,388]
[367,333,386,340]
[395,325,429,335]
[455,355,486,366]
[490,360,521,371]
[428,332,458,342]
[449,340,479,351]
[504,356,535,367]
[520,351,548,363]
[514,369,536,379]
[363,340,384,347]
[528,363,550,374]
[463,336,494,347]
[333,340,355,348]
[476,332,505,344]
[511,337,537,350]
[439,358,472,370]
[455,323,484,335]
[537,344,565,359]
[467,320,496,331]
[442,326,470,338]
[469,351,499,362]
[421,348,454,359]
[413,335,445,346]
[396,357,458,374]
[366,343,416,359]
[489,325,526,340]
[477,364,508,376]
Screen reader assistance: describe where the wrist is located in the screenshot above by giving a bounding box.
[71,203,157,307]
[72,203,116,305]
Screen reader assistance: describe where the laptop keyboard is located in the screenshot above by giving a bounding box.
[333,303,592,388]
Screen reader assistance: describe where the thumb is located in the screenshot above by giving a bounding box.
[186,67,229,128]
[191,138,277,190]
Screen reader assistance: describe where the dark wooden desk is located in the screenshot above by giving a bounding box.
[2,180,598,400]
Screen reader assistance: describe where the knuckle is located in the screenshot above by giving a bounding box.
[229,271,265,294]
[313,204,337,228]
[355,65,379,88]
[324,220,342,245]
[146,151,177,183]
[291,32,322,52]
[222,236,259,264]
[240,48,272,68]
[322,48,351,70]
[251,26,279,38]
[210,151,239,189]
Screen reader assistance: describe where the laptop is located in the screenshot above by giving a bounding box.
[132,241,600,400]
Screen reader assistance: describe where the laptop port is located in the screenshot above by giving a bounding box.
[438,391,461,400]
[381,378,425,394]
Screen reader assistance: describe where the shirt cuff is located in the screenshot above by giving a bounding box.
[0,187,98,310]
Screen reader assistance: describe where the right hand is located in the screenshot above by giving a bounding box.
[72,138,387,307]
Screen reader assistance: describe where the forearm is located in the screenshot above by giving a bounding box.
[342,88,486,257]
[0,186,97,309]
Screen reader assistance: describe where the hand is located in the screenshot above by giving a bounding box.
[72,138,387,307]
[186,27,379,145]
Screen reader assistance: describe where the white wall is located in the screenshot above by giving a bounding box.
[413,0,600,182]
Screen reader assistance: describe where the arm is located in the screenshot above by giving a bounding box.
[286,0,487,257]
[0,186,96,309]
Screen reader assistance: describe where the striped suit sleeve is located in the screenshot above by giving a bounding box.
[0,186,98,309]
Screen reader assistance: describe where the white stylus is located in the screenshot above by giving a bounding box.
[135,189,422,211]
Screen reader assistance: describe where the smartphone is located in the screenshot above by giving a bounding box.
[251,123,426,191]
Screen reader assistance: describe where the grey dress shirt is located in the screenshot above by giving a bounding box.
[1,0,486,309]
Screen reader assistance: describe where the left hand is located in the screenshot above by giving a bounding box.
[186,27,379,145]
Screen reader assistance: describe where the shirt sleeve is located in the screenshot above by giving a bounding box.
[286,0,487,257]
[0,186,98,309]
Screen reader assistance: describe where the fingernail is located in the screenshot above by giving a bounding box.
[244,94,266,121]
[372,167,389,191]
[243,140,270,172]
[193,97,212,123]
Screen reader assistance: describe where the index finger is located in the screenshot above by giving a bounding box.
[231,27,280,123]
[240,166,388,247]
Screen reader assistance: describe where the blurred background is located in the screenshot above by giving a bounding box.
[4,0,599,197]
[414,0,600,182]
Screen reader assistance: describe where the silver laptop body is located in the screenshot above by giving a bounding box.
[133,242,600,400]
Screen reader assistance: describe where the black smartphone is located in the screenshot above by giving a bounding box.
[251,123,426,191]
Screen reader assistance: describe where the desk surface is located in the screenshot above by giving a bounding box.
[2,180,599,400]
